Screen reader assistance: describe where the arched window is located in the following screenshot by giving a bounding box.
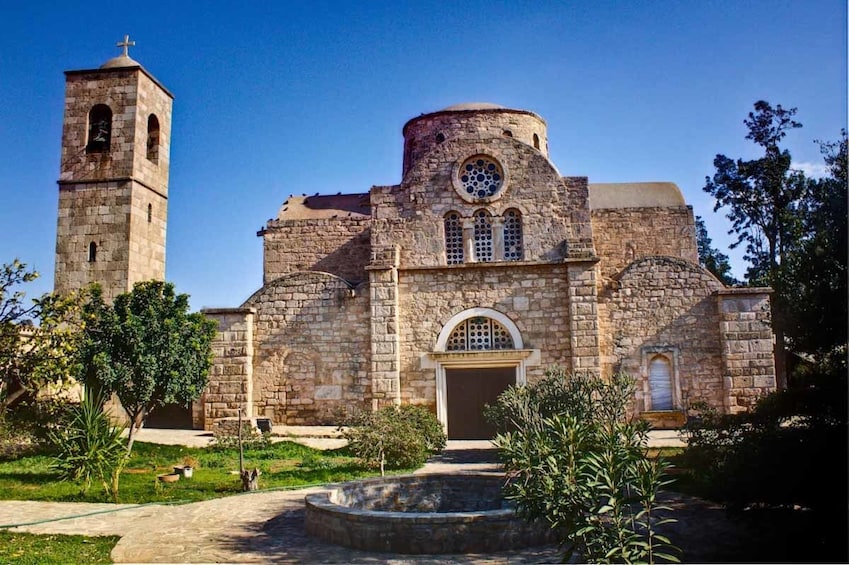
[503,208,523,261]
[502,129,513,137]
[146,114,160,162]
[649,355,674,410]
[444,212,464,264]
[473,209,493,262]
[446,316,515,351]
[435,132,445,143]
[532,133,540,150]
[88,242,97,263]
[147,203,153,223]
[87,104,112,153]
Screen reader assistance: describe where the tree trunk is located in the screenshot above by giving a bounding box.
[240,468,261,491]
[0,386,26,412]
[126,412,144,454]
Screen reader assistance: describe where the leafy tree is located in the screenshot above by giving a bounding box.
[79,281,217,454]
[0,259,85,411]
[780,130,847,368]
[703,101,807,388]
[695,216,738,285]
[681,367,847,562]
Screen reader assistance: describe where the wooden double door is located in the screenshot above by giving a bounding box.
[445,366,515,439]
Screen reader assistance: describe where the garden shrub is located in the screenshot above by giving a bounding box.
[210,427,273,452]
[342,405,446,474]
[0,397,71,459]
[489,366,679,563]
[49,391,126,499]
[681,369,848,560]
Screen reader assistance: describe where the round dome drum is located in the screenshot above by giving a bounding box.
[401,104,548,177]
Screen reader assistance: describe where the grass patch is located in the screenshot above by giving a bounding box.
[0,531,117,564]
[0,441,393,504]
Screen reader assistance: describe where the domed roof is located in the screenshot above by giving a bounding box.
[440,102,506,111]
[100,54,141,69]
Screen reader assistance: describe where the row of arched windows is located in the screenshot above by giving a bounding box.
[445,209,523,264]
[85,104,160,163]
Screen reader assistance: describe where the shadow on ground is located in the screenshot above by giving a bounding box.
[215,504,562,564]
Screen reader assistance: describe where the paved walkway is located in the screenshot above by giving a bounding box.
[126,426,686,450]
[0,429,698,563]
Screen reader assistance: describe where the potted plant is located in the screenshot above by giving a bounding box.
[174,455,198,478]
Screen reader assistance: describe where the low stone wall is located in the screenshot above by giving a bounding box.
[305,473,557,554]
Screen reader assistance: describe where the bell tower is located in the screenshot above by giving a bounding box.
[54,36,173,302]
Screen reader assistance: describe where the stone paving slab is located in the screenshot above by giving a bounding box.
[0,501,162,536]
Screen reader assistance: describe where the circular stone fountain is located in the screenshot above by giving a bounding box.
[304,473,555,554]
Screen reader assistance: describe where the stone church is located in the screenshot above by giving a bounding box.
[54,44,777,438]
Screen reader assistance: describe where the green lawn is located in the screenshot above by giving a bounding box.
[0,531,117,564]
[0,440,388,504]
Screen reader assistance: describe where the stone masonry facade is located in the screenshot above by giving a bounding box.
[52,49,777,435]
[201,102,777,435]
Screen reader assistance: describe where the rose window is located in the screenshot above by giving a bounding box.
[459,156,504,199]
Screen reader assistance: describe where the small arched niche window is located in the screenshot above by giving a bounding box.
[503,208,523,261]
[444,212,464,265]
[532,133,540,150]
[435,132,445,143]
[473,209,494,262]
[146,114,160,162]
[649,355,674,410]
[446,316,515,351]
[88,242,97,263]
[147,203,153,223]
[87,104,112,153]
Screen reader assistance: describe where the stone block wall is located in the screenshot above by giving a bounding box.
[591,207,698,282]
[371,138,594,269]
[368,245,401,410]
[243,272,371,424]
[566,261,601,374]
[54,181,135,302]
[126,183,167,291]
[55,180,166,303]
[61,66,172,194]
[131,71,172,194]
[401,107,549,177]
[599,257,726,412]
[200,308,255,430]
[260,218,371,284]
[397,263,573,407]
[716,289,776,413]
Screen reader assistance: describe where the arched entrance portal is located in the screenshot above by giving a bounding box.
[424,308,540,439]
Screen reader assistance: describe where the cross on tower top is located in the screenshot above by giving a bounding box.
[116,35,135,57]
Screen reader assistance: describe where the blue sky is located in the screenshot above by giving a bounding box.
[1,1,845,310]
